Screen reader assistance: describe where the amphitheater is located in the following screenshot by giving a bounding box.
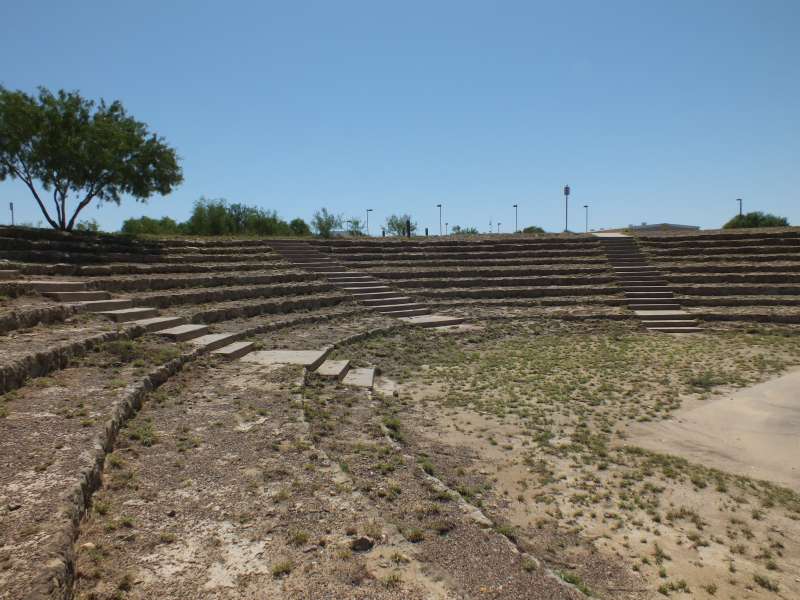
[1,225,799,599]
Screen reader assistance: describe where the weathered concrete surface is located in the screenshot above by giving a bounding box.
[189,331,241,351]
[132,316,186,332]
[342,367,375,389]
[241,348,331,370]
[399,314,465,328]
[98,307,158,322]
[315,359,350,380]
[210,341,254,359]
[626,369,800,488]
[159,323,209,341]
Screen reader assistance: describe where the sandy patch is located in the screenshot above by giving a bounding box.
[628,368,800,489]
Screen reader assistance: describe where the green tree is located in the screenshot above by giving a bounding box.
[0,86,182,231]
[289,218,311,236]
[311,208,342,238]
[385,214,417,236]
[723,212,789,229]
[451,225,479,235]
[121,216,182,236]
[346,217,365,236]
[522,225,545,234]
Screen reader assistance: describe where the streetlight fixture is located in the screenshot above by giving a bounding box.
[737,198,743,216]
[563,185,570,232]
[436,204,443,235]
[497,222,501,234]
[445,222,449,235]
[513,204,518,233]
[366,208,373,236]
[583,204,589,233]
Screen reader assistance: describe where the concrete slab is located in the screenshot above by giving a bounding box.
[342,367,375,389]
[159,323,210,341]
[0,270,20,280]
[28,280,86,292]
[593,232,629,237]
[399,314,466,328]
[46,291,111,302]
[241,347,332,370]
[79,299,134,312]
[315,359,351,380]
[189,331,242,351]
[133,316,186,332]
[627,368,800,488]
[211,341,254,360]
[98,307,159,322]
[633,310,689,317]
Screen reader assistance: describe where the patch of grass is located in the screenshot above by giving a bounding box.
[753,573,779,592]
[128,420,156,446]
[556,570,592,595]
[271,558,294,578]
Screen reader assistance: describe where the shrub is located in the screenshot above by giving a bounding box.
[522,225,545,234]
[723,212,789,229]
[312,208,342,238]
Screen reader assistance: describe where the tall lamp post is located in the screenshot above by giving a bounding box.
[583,204,589,233]
[563,185,570,232]
[737,198,743,216]
[366,208,373,236]
[436,204,443,235]
[497,222,501,234]
[513,204,518,233]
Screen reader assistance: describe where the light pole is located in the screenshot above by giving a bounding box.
[563,185,570,232]
[513,204,518,233]
[737,198,742,216]
[436,204,442,235]
[445,222,448,235]
[366,208,373,236]
[9,202,13,227]
[497,222,501,234]
[584,204,589,233]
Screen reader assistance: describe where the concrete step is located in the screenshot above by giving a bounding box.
[28,280,86,293]
[376,306,431,317]
[240,347,332,370]
[308,266,345,273]
[625,291,673,297]
[361,296,412,306]
[344,286,393,293]
[371,301,426,311]
[641,319,699,327]
[99,307,159,322]
[342,367,375,389]
[629,303,682,310]
[190,331,244,351]
[615,278,667,284]
[332,280,386,289]
[45,290,111,302]
[0,270,20,280]
[79,299,134,312]
[400,314,466,328]
[622,285,671,292]
[159,323,210,341]
[315,359,351,381]
[211,341,255,360]
[646,326,703,333]
[634,310,692,320]
[133,315,186,332]
[352,291,401,300]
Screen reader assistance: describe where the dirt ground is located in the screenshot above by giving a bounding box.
[55,319,800,598]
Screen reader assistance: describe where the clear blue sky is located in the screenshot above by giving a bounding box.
[1,0,798,233]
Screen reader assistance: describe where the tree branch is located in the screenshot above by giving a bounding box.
[1,159,59,229]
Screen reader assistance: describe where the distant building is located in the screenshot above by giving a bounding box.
[626,222,700,231]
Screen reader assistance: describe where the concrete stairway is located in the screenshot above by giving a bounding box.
[268,240,464,327]
[597,235,701,333]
